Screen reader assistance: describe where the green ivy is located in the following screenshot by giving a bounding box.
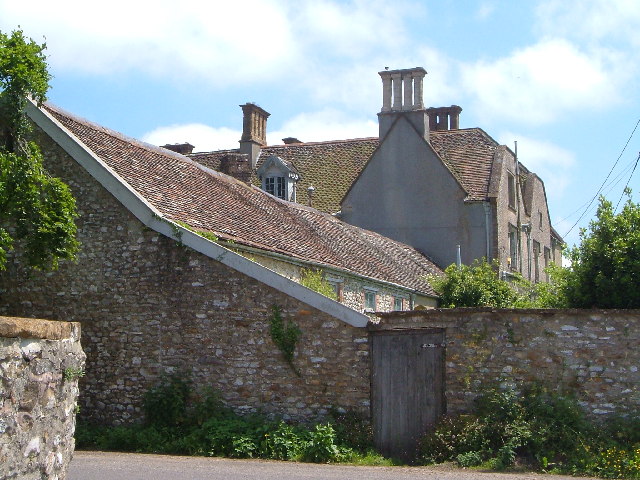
[269,305,300,370]
[300,268,337,300]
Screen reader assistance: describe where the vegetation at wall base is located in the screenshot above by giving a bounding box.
[75,375,391,466]
[417,383,640,478]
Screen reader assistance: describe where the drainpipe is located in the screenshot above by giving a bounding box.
[456,245,462,268]
[483,202,491,261]
[523,223,532,280]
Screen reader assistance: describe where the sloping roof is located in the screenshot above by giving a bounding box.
[44,103,441,295]
[190,128,499,213]
[429,128,499,201]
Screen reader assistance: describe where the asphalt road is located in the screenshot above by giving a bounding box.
[68,451,598,480]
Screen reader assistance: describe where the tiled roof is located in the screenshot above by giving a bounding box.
[259,139,378,213]
[44,104,441,295]
[430,129,499,201]
[190,128,499,213]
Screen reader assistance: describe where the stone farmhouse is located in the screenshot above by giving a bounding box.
[181,67,562,281]
[0,98,440,423]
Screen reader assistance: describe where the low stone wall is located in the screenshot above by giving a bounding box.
[375,309,640,418]
[0,316,85,480]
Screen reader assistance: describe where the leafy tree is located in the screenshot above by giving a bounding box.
[0,28,78,271]
[428,259,568,309]
[428,259,518,308]
[564,191,640,308]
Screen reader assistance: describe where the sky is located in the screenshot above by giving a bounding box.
[2,0,639,249]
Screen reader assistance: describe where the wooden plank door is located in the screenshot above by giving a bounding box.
[371,329,445,460]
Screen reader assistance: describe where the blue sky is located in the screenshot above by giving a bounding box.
[2,0,639,249]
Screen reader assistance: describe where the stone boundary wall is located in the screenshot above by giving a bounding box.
[0,122,371,426]
[374,308,640,418]
[0,316,85,480]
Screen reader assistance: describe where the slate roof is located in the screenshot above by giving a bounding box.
[190,128,500,214]
[44,103,441,295]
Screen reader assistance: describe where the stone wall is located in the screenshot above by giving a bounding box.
[0,317,85,480]
[0,122,370,425]
[375,309,640,418]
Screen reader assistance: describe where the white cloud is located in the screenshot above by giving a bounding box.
[461,39,620,126]
[142,124,240,152]
[535,0,640,48]
[498,131,575,202]
[0,0,420,94]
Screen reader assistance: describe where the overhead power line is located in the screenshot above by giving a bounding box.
[563,117,640,238]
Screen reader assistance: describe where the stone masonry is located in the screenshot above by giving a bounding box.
[0,317,85,480]
[375,309,640,418]
[0,124,370,425]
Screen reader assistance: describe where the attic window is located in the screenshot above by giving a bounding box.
[265,176,286,199]
[507,172,516,210]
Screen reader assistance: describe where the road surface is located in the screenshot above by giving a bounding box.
[68,451,598,480]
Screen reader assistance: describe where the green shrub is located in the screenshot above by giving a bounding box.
[261,421,303,460]
[302,423,340,463]
[76,375,383,465]
[143,374,191,428]
[418,383,640,477]
[329,409,373,452]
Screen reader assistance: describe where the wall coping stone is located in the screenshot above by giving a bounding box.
[0,316,80,340]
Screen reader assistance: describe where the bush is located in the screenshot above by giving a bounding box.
[76,375,383,465]
[418,383,640,477]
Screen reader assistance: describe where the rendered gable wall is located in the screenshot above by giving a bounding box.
[342,114,488,269]
[0,123,371,425]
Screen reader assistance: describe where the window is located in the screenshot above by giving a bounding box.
[265,176,285,199]
[539,211,544,230]
[364,290,377,311]
[507,172,516,210]
[394,297,404,311]
[508,225,518,270]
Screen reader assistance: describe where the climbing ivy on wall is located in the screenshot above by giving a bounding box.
[269,305,301,373]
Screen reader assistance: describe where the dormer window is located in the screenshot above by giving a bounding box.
[265,176,286,199]
[257,155,300,202]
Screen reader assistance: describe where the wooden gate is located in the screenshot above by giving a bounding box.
[370,328,445,459]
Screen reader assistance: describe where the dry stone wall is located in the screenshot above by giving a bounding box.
[375,309,640,418]
[0,124,370,426]
[0,317,84,480]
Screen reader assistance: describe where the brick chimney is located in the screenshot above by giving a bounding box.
[239,103,270,169]
[162,142,195,155]
[220,153,252,184]
[378,67,429,141]
[426,105,462,131]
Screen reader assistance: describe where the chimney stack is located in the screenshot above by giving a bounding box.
[162,142,195,155]
[378,67,429,141]
[239,103,270,169]
[426,105,462,131]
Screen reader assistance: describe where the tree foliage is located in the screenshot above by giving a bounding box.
[0,28,78,270]
[428,259,567,309]
[429,259,518,308]
[564,191,640,308]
